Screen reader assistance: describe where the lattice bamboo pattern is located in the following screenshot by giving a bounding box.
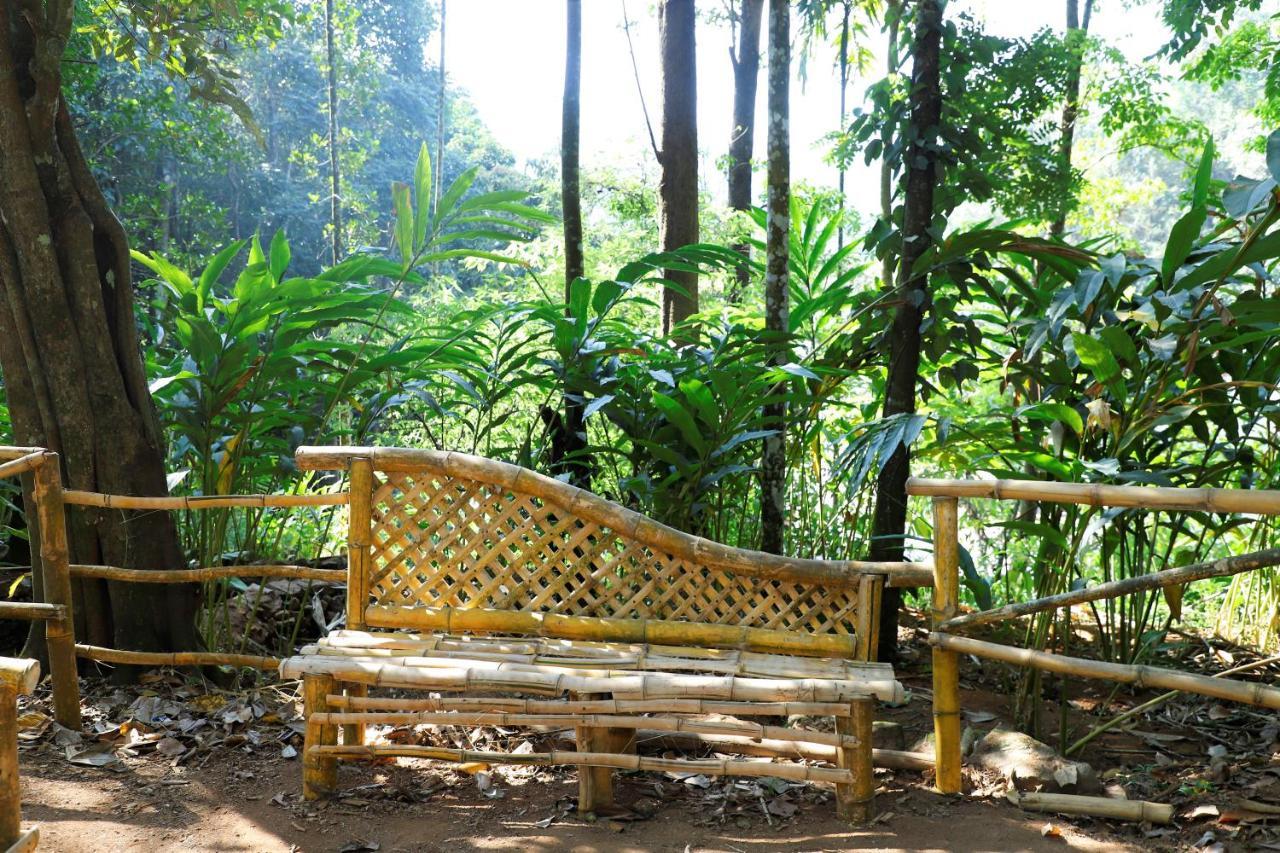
[365,470,864,635]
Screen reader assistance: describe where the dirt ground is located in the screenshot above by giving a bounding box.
[11,618,1280,852]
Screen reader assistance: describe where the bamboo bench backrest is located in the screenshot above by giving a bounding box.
[297,447,928,660]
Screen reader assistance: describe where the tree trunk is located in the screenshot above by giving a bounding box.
[0,2,198,674]
[836,1,850,252]
[760,0,789,555]
[558,0,590,488]
[727,0,763,304]
[1049,0,1093,238]
[325,0,342,264]
[879,1,902,291]
[868,0,943,663]
[433,0,448,211]
[658,0,699,337]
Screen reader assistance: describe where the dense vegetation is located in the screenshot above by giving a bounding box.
[2,0,1279,735]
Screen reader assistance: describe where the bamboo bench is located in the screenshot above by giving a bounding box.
[281,446,928,822]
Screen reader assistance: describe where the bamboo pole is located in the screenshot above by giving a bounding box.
[68,564,345,584]
[0,603,63,622]
[345,457,373,631]
[296,446,932,588]
[308,743,854,785]
[627,730,934,771]
[943,548,1280,633]
[61,491,348,509]
[279,656,903,703]
[363,604,864,660]
[906,476,1280,516]
[0,660,39,696]
[4,827,38,853]
[0,447,44,463]
[31,455,81,730]
[0,685,19,846]
[326,693,857,717]
[303,674,337,799]
[931,633,1280,710]
[931,497,962,794]
[0,453,47,483]
[310,710,860,748]
[76,645,278,670]
[835,698,874,822]
[1007,790,1173,824]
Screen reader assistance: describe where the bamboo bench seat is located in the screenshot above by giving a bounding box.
[282,446,925,823]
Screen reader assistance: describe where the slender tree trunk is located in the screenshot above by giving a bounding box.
[836,1,850,252]
[868,0,943,663]
[325,0,342,264]
[658,0,699,337]
[558,0,590,488]
[433,0,448,212]
[727,0,763,304]
[879,1,901,290]
[1049,0,1093,238]
[760,0,790,555]
[0,2,197,674]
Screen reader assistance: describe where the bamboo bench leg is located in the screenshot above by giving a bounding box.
[1,683,18,848]
[341,683,367,746]
[835,698,874,823]
[575,693,633,817]
[303,674,338,800]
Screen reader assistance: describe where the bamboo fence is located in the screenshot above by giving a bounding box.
[907,476,1280,798]
[0,658,38,852]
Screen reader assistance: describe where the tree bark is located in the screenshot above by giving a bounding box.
[433,0,448,211]
[325,0,342,264]
[1049,0,1093,238]
[658,0,699,337]
[836,1,850,252]
[727,0,763,303]
[760,0,789,555]
[0,1,197,675]
[879,1,902,291]
[868,0,943,663]
[558,0,590,488]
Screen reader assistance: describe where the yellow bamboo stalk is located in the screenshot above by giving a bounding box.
[363,604,862,660]
[1007,790,1173,824]
[297,446,932,588]
[0,603,63,622]
[279,655,902,703]
[835,697,874,823]
[627,730,934,771]
[31,456,81,730]
[0,659,39,696]
[0,452,47,483]
[931,633,1280,710]
[346,457,373,631]
[68,564,344,584]
[0,683,18,846]
[75,645,278,670]
[931,496,962,794]
[326,693,855,717]
[906,476,1280,516]
[4,827,38,853]
[308,743,854,785]
[303,674,337,800]
[310,709,858,748]
[61,491,348,509]
[0,447,44,463]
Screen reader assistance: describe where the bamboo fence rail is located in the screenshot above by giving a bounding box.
[931,633,1280,709]
[0,658,38,852]
[307,743,855,785]
[0,604,63,622]
[0,453,46,483]
[0,448,44,463]
[326,693,856,717]
[906,476,1280,515]
[626,730,934,771]
[75,645,279,670]
[68,565,345,584]
[298,445,931,588]
[941,548,1280,632]
[61,491,348,509]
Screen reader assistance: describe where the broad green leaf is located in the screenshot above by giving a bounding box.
[1161,206,1206,285]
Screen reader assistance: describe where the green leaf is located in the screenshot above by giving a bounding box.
[652,392,707,455]
[1016,402,1083,435]
[413,142,432,248]
[1161,206,1206,285]
[391,182,414,268]
[268,230,290,281]
[1192,137,1215,209]
[1268,128,1280,185]
[1071,332,1123,392]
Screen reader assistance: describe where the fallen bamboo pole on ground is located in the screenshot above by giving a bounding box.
[1008,790,1173,824]
[69,564,345,584]
[62,491,348,509]
[308,743,854,785]
[906,476,1280,515]
[76,645,279,670]
[932,633,1280,709]
[942,548,1280,632]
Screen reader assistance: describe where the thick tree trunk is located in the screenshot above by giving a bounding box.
[0,2,197,674]
[558,0,590,488]
[727,0,763,304]
[760,0,789,555]
[658,0,699,337]
[1049,0,1093,238]
[325,0,342,264]
[868,0,943,663]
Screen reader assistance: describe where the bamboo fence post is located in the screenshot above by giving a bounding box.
[31,455,81,730]
[303,674,338,799]
[341,683,366,748]
[931,496,962,794]
[0,658,38,850]
[573,692,634,816]
[835,697,874,823]
[346,457,373,631]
